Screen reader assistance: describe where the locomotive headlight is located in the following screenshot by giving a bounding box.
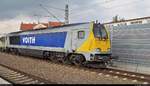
[107,48,111,52]
[96,48,101,52]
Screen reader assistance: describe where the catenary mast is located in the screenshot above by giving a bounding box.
[65,0,69,24]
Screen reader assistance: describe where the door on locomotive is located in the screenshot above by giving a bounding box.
[0,37,6,51]
[71,30,78,52]
[71,29,87,52]
[70,28,88,65]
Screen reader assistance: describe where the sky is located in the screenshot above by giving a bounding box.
[0,0,150,34]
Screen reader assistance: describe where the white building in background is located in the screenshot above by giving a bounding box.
[104,16,150,28]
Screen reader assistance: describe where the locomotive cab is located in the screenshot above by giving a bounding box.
[76,22,112,66]
[92,23,112,63]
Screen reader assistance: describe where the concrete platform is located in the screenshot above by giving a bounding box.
[111,60,150,75]
[0,78,11,84]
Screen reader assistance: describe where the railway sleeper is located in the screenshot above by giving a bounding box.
[3,73,21,77]
[13,76,29,81]
[7,75,25,79]
[17,78,33,83]
[24,80,39,84]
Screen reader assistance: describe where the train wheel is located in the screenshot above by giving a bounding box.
[11,48,16,55]
[43,51,50,59]
[71,54,85,66]
[62,57,72,65]
[14,49,19,55]
[49,56,58,63]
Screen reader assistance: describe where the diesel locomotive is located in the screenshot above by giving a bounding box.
[0,21,112,67]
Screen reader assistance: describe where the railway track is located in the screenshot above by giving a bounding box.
[1,52,150,84]
[0,64,55,84]
[42,59,150,84]
[99,67,150,84]
[48,61,150,84]
[75,66,149,84]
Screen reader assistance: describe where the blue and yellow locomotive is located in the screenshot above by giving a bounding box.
[0,21,112,67]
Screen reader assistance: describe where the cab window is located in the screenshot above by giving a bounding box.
[93,24,108,39]
[78,31,85,39]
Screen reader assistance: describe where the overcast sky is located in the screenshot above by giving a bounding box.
[0,0,150,34]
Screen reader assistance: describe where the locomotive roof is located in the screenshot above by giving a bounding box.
[9,22,90,35]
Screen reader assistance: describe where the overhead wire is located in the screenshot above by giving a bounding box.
[33,0,147,23]
[70,0,148,23]
[44,4,65,11]
[39,4,62,22]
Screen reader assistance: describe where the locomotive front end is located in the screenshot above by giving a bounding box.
[91,22,112,63]
[76,22,112,67]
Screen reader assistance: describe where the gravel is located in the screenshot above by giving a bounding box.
[0,52,142,84]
